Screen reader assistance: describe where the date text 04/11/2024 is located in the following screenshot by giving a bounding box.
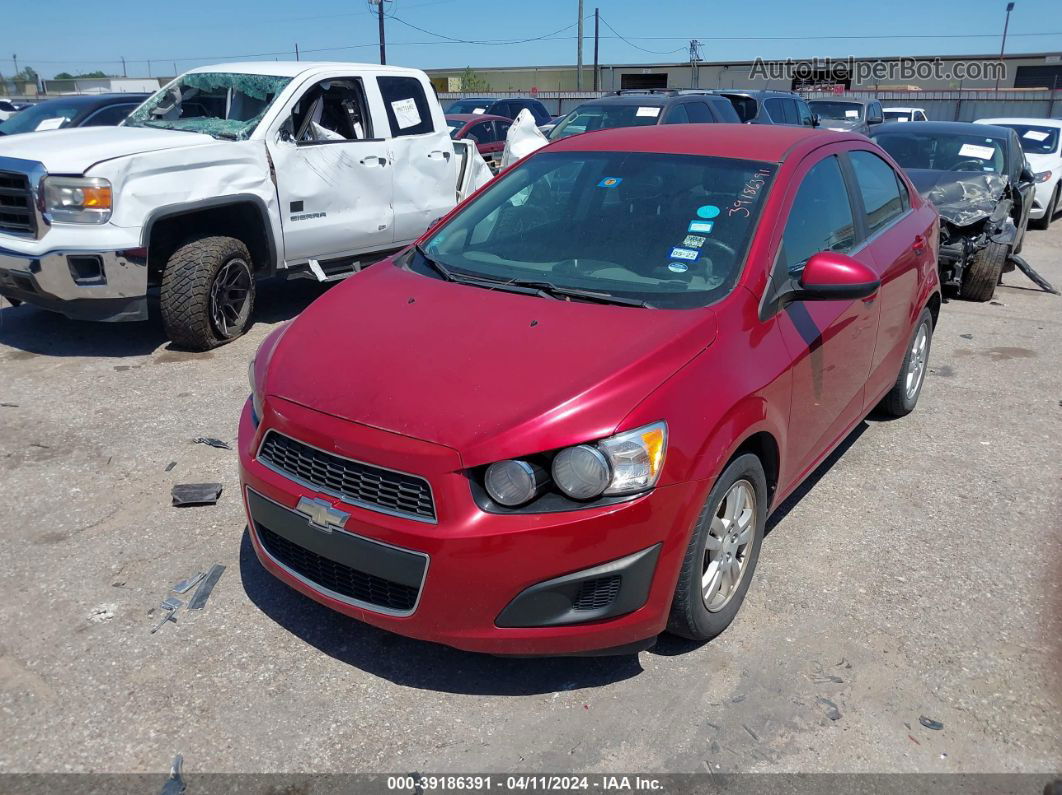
[385,775,664,791]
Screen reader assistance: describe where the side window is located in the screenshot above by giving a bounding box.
[82,103,137,127]
[663,103,691,124]
[868,102,883,123]
[780,156,856,274]
[491,101,512,119]
[377,75,435,137]
[496,120,512,139]
[915,110,927,122]
[849,150,905,235]
[764,98,784,122]
[781,99,801,125]
[685,102,712,123]
[292,78,372,143]
[530,102,550,124]
[467,121,495,143]
[795,99,815,127]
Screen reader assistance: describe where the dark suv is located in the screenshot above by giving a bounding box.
[709,90,817,127]
[548,89,741,140]
[445,96,553,126]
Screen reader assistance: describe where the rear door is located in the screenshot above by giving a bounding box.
[266,74,394,264]
[377,73,458,244]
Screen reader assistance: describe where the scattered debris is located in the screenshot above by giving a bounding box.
[730,694,746,704]
[171,483,223,507]
[0,402,18,408]
[188,564,226,610]
[742,724,759,741]
[30,442,50,449]
[817,697,842,721]
[919,715,944,731]
[1009,254,1059,295]
[88,604,116,623]
[172,571,206,594]
[989,300,1005,306]
[191,436,232,450]
[811,662,844,683]
[150,597,183,634]
[160,753,186,795]
[959,333,974,340]
[940,752,948,759]
[165,461,177,472]
[908,735,920,745]
[114,364,142,372]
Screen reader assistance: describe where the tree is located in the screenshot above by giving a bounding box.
[54,70,108,80]
[459,67,489,92]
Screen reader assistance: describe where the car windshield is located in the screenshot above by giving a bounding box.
[447,99,490,114]
[415,151,776,309]
[124,72,291,140]
[549,103,662,140]
[872,129,1008,174]
[446,118,465,138]
[809,101,863,121]
[994,123,1060,155]
[0,101,83,135]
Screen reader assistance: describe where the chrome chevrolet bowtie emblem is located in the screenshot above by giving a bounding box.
[295,497,350,533]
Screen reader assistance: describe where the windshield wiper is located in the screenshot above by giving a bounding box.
[414,245,555,299]
[508,280,653,308]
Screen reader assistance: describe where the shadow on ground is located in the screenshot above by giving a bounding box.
[0,278,333,358]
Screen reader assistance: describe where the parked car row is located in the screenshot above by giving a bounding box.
[0,93,149,136]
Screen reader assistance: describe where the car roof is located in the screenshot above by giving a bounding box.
[546,123,863,162]
[713,89,799,99]
[808,95,874,104]
[185,61,424,79]
[34,93,148,109]
[884,107,925,112]
[446,113,511,123]
[873,120,1013,138]
[976,117,1062,128]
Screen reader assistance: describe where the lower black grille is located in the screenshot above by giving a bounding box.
[572,575,622,611]
[257,524,419,612]
[259,432,435,521]
[0,171,36,237]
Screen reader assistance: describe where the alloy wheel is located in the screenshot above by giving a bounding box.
[905,322,930,401]
[209,257,252,338]
[702,479,756,612]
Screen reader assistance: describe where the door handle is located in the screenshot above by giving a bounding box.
[428,150,451,161]
[912,233,928,254]
[360,155,387,166]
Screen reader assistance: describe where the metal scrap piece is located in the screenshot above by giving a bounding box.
[192,436,232,450]
[171,483,223,506]
[150,597,183,634]
[172,571,206,594]
[188,564,226,610]
[160,753,186,795]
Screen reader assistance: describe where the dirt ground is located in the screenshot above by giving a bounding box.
[0,223,1060,777]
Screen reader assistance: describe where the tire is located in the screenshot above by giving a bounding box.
[1030,185,1058,231]
[667,453,767,642]
[160,236,255,350]
[877,307,934,418]
[960,240,1007,302]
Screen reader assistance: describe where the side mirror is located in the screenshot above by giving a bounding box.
[781,251,880,307]
[277,123,294,144]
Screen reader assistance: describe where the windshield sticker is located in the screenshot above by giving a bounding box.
[635,106,661,117]
[34,117,65,131]
[668,262,689,273]
[669,247,699,261]
[392,98,422,130]
[683,234,707,248]
[1023,130,1049,141]
[845,109,860,118]
[598,177,623,188]
[471,107,486,114]
[696,205,720,219]
[728,168,773,218]
[958,143,995,160]
[688,220,715,234]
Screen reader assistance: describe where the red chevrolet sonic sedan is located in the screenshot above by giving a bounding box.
[239,125,940,656]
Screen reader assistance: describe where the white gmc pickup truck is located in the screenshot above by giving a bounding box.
[0,62,491,349]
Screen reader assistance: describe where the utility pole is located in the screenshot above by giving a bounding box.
[121,56,127,77]
[593,8,600,92]
[370,0,388,65]
[576,0,584,91]
[12,54,18,78]
[689,40,703,89]
[995,1,1015,92]
[295,43,300,61]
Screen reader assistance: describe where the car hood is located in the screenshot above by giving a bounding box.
[266,263,718,466]
[907,169,1008,228]
[1024,151,1061,172]
[821,119,863,132]
[0,125,217,174]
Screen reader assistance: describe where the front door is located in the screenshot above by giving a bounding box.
[773,153,880,479]
[266,76,393,264]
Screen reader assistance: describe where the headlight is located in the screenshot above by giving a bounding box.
[1035,170,1052,184]
[42,176,112,223]
[552,421,667,500]
[485,459,548,506]
[248,357,263,426]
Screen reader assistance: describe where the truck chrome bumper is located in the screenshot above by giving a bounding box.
[0,247,149,321]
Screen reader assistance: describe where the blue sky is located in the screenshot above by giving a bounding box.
[6,0,1062,79]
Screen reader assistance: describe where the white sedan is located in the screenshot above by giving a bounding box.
[977,117,1062,230]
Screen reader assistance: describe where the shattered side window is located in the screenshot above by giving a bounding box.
[125,72,292,140]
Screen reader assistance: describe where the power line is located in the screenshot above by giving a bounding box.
[597,15,685,55]
[387,13,583,46]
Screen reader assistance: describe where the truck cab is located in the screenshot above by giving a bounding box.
[0,62,491,349]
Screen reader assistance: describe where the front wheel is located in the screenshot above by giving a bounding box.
[877,307,934,418]
[960,240,1008,302]
[160,236,256,351]
[667,453,767,642]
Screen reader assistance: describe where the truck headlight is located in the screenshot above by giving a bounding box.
[42,176,112,223]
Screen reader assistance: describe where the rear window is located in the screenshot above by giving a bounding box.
[809,101,864,121]
[549,103,662,139]
[447,99,490,115]
[418,151,777,309]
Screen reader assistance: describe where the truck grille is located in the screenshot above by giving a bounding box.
[0,171,37,237]
[257,524,420,612]
[258,432,436,521]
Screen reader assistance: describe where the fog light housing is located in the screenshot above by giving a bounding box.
[485,459,547,506]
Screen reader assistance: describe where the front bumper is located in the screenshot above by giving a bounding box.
[0,247,148,321]
[238,397,708,655]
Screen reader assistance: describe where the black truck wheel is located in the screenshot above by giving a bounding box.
[960,240,1008,302]
[160,236,256,350]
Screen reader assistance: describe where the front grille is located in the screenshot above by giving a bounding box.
[258,524,419,611]
[572,575,622,611]
[0,171,36,237]
[259,432,436,521]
